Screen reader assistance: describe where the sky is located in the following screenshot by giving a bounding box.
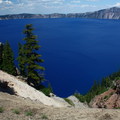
[0,0,120,15]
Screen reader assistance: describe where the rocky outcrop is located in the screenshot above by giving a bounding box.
[113,80,120,94]
[67,96,88,108]
[51,95,88,108]
[0,70,69,107]
[0,70,88,108]
[90,80,120,109]
[1,7,120,20]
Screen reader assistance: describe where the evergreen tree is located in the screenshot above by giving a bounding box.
[17,43,26,76]
[0,42,3,69]
[1,41,16,75]
[18,24,45,87]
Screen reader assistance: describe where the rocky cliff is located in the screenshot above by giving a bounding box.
[0,70,69,107]
[0,70,87,108]
[90,80,120,109]
[0,7,120,20]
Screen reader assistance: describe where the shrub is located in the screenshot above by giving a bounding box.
[74,93,85,103]
[41,114,48,119]
[0,107,4,113]
[12,109,20,114]
[40,87,52,96]
[104,95,109,100]
[64,98,75,106]
[110,92,114,96]
[25,111,33,116]
[40,83,53,97]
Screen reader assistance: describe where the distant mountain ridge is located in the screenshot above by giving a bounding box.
[0,7,120,20]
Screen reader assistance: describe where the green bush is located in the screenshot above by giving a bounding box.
[40,87,52,96]
[12,109,20,114]
[64,98,75,106]
[110,92,114,96]
[115,107,120,109]
[0,107,4,113]
[40,83,53,97]
[41,114,48,119]
[104,95,108,99]
[25,111,33,116]
[74,93,85,103]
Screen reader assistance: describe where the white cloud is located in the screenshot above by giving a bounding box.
[0,0,13,11]
[20,0,64,4]
[71,0,81,4]
[0,0,12,4]
[5,0,12,4]
[86,0,99,1]
[17,3,24,7]
[65,3,96,8]
[0,0,3,4]
[114,3,120,7]
[0,0,101,15]
[108,2,120,8]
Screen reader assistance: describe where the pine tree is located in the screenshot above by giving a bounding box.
[0,42,3,69]
[1,41,16,75]
[18,24,45,87]
[17,43,26,76]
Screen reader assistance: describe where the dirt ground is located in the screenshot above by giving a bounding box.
[0,92,120,120]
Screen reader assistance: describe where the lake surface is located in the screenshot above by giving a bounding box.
[1,18,120,97]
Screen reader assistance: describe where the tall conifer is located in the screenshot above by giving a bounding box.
[18,24,45,87]
[1,41,16,75]
[17,43,26,76]
[0,42,3,69]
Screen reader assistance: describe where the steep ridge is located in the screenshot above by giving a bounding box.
[0,70,69,107]
[0,7,120,20]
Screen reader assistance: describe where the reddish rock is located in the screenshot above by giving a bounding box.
[105,94,119,109]
[90,80,120,109]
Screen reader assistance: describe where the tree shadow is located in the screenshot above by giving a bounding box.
[0,81,15,95]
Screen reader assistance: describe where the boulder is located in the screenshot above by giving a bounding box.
[68,96,88,108]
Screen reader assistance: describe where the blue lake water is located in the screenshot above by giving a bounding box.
[1,18,120,97]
